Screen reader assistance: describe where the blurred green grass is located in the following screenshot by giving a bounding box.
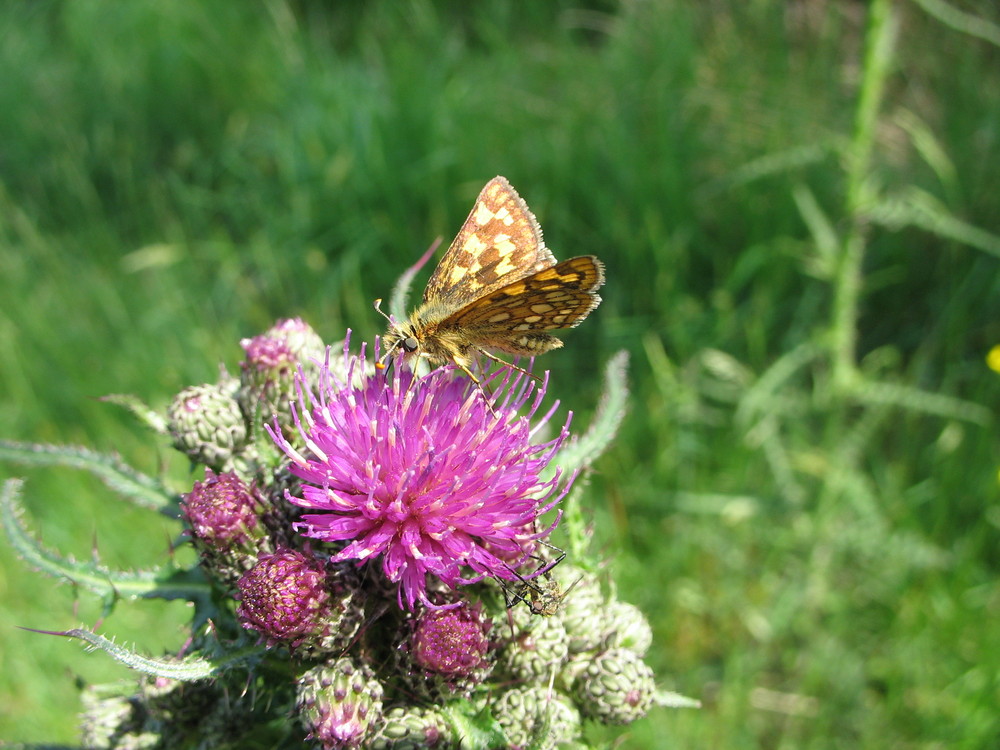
[1,0,998,747]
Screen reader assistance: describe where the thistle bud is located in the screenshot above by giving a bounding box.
[570,647,656,725]
[79,683,156,750]
[494,685,582,749]
[370,705,453,749]
[238,318,325,433]
[555,565,607,653]
[499,606,570,681]
[236,548,362,655]
[168,378,247,469]
[603,599,653,656]
[181,470,272,585]
[297,658,384,749]
[410,604,493,683]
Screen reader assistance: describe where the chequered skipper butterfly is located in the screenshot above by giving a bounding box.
[381,176,605,384]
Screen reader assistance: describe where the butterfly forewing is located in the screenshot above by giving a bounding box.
[422,177,557,308]
[445,256,605,333]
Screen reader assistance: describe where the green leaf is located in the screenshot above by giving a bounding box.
[793,183,840,281]
[0,440,177,514]
[24,626,263,681]
[912,0,1000,48]
[441,699,508,750]
[853,381,991,425]
[548,350,629,480]
[98,393,170,435]
[867,188,1000,259]
[699,142,832,197]
[1,478,211,604]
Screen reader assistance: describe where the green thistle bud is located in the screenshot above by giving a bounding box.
[297,658,385,750]
[553,565,606,654]
[570,647,656,725]
[603,599,653,656]
[168,378,247,469]
[499,605,570,681]
[237,318,325,434]
[141,676,250,748]
[79,683,157,750]
[370,705,453,749]
[494,685,582,749]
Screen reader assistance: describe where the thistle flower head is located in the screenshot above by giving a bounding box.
[267,338,573,610]
[181,470,272,585]
[181,470,264,547]
[236,547,362,654]
[411,601,493,679]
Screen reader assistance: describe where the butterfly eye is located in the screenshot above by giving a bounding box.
[402,337,419,353]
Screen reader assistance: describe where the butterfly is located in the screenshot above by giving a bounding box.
[380,176,605,384]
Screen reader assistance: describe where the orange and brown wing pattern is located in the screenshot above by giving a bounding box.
[423,176,558,308]
[439,255,605,355]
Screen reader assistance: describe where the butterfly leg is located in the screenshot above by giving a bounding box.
[474,348,542,382]
[447,356,502,416]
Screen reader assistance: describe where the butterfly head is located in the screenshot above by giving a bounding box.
[382,323,420,359]
[374,299,412,362]
[376,300,440,368]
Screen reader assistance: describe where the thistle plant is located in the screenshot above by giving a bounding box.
[1,317,697,749]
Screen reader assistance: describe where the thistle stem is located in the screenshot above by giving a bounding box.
[831,0,898,390]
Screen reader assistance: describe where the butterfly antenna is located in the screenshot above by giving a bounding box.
[373,298,392,324]
[373,299,403,370]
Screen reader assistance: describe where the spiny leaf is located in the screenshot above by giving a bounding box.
[1,478,210,603]
[548,350,629,480]
[0,440,177,514]
[734,342,820,429]
[23,626,263,681]
[98,393,170,435]
[912,0,1000,48]
[867,188,1000,259]
[699,142,832,196]
[793,183,840,281]
[655,689,702,709]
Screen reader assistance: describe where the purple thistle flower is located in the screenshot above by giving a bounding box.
[267,338,573,610]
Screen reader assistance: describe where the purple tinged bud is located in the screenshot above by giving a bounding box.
[236,548,357,653]
[181,470,263,548]
[297,659,384,749]
[412,602,492,678]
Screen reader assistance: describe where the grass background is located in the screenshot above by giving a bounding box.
[1,0,999,747]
